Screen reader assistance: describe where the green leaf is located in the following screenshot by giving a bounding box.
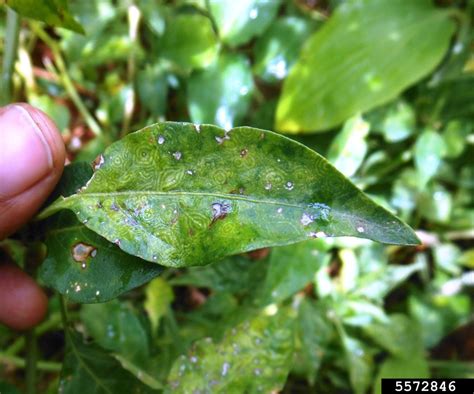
[136,64,168,118]
[208,0,282,47]
[144,277,174,333]
[187,53,254,129]
[373,356,429,394]
[159,13,219,71]
[295,299,334,384]
[255,241,329,306]
[81,300,150,368]
[6,0,84,33]
[170,255,268,296]
[39,163,163,303]
[166,307,295,393]
[276,0,455,132]
[253,16,315,83]
[60,331,156,393]
[414,129,446,187]
[327,115,370,177]
[341,334,373,394]
[39,122,419,268]
[363,314,424,358]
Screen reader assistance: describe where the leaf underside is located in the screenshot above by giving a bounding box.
[39,122,419,268]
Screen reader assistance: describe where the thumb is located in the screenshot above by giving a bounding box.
[0,103,65,238]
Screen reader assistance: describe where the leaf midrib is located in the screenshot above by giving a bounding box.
[67,190,314,210]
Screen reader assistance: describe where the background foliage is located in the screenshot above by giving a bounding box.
[0,0,473,393]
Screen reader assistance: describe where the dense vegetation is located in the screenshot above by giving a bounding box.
[0,0,473,393]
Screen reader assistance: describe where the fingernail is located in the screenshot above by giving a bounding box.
[0,104,54,198]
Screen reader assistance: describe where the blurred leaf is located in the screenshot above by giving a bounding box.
[60,331,156,393]
[29,94,71,133]
[379,100,415,143]
[341,334,373,394]
[327,115,369,177]
[208,0,282,47]
[419,184,453,223]
[253,16,315,83]
[39,122,419,268]
[159,14,219,71]
[409,293,471,348]
[137,0,166,36]
[276,0,455,132]
[187,53,254,129]
[6,0,84,33]
[364,314,424,358]
[166,307,295,393]
[39,163,163,303]
[81,300,150,369]
[354,259,425,300]
[414,129,446,187]
[171,255,268,296]
[255,241,329,306]
[0,382,21,394]
[145,277,174,333]
[373,355,429,394]
[136,64,168,118]
[442,120,470,158]
[295,299,334,384]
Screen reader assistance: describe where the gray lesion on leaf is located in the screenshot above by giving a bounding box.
[72,242,97,263]
[210,202,232,226]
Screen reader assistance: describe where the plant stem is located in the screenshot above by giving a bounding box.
[25,330,38,394]
[30,24,103,137]
[0,353,61,372]
[1,7,20,105]
[59,295,70,336]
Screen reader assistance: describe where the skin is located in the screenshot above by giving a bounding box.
[0,103,65,330]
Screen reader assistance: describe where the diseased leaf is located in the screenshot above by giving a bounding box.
[59,331,156,393]
[6,0,84,33]
[208,0,282,48]
[276,0,455,132]
[187,53,254,129]
[166,307,295,393]
[39,122,419,268]
[159,13,219,71]
[39,163,163,303]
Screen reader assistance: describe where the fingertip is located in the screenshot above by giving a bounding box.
[0,103,66,239]
[0,264,48,331]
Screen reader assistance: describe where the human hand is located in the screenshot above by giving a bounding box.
[0,103,65,330]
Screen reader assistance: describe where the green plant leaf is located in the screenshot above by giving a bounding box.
[144,277,174,332]
[187,53,254,129]
[39,122,419,268]
[39,163,163,303]
[166,307,295,393]
[253,16,315,83]
[327,115,370,178]
[159,13,219,71]
[208,0,282,47]
[276,0,455,132]
[373,356,429,394]
[81,300,150,368]
[6,0,84,33]
[59,331,157,393]
[254,241,329,306]
[414,129,446,187]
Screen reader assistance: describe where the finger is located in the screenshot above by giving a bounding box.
[0,263,48,330]
[0,103,66,239]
